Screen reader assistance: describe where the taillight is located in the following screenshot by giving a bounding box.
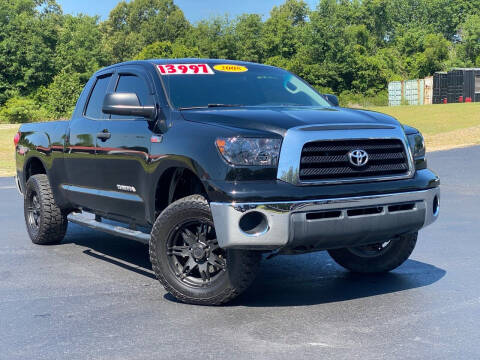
[14,132,21,146]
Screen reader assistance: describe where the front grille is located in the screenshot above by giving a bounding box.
[299,139,410,182]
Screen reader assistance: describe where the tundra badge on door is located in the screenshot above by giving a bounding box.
[117,185,137,193]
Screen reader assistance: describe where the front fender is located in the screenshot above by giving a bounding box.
[145,155,212,224]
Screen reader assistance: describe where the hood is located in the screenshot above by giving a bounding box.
[180,106,401,136]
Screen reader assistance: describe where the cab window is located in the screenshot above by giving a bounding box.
[111,74,153,119]
[84,74,112,119]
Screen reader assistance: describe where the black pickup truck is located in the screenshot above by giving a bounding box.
[14,59,440,305]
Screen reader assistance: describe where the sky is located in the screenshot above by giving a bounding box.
[56,0,318,22]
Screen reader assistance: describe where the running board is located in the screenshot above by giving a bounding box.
[67,212,150,244]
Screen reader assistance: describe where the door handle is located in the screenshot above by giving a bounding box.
[97,131,111,141]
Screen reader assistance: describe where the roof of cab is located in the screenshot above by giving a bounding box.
[152,58,260,65]
[96,58,275,74]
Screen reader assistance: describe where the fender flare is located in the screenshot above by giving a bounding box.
[145,156,212,223]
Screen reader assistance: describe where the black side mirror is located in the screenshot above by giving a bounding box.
[324,94,339,107]
[102,93,157,120]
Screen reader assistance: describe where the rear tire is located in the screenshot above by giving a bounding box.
[328,232,417,273]
[149,195,261,305]
[24,174,68,245]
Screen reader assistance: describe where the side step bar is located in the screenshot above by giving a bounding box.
[67,212,150,244]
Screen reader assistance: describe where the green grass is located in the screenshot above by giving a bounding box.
[0,124,19,177]
[0,103,479,177]
[368,102,480,151]
[368,102,480,136]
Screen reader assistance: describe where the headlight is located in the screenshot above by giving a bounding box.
[215,137,282,166]
[407,133,426,159]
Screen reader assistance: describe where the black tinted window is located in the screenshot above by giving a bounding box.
[111,75,153,119]
[85,75,112,119]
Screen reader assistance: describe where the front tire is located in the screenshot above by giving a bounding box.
[328,232,418,273]
[24,174,68,245]
[149,195,261,305]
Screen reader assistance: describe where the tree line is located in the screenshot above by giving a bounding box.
[1,0,479,123]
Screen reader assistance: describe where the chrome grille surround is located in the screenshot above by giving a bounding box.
[299,138,409,181]
[277,124,415,185]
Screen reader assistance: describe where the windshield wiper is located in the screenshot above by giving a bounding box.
[207,104,244,108]
[179,104,244,110]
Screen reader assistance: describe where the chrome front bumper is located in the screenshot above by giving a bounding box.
[210,188,440,250]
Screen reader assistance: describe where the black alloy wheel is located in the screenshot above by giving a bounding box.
[166,220,227,287]
[26,190,42,236]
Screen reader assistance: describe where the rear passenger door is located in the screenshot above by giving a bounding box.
[94,68,156,223]
[64,72,113,209]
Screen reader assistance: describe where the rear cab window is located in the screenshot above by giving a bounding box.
[84,75,112,119]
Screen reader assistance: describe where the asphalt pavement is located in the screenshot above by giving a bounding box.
[1,146,479,359]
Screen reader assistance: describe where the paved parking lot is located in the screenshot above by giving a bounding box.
[1,146,479,360]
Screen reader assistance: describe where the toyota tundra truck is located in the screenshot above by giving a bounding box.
[14,59,440,305]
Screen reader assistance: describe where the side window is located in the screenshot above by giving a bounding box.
[111,74,153,119]
[85,75,112,119]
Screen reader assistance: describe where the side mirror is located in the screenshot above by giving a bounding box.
[324,94,339,107]
[102,93,157,120]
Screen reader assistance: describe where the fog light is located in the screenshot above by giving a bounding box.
[239,211,269,236]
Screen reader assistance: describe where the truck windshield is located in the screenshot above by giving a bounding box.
[159,64,332,110]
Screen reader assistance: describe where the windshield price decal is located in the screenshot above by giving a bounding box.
[157,64,214,75]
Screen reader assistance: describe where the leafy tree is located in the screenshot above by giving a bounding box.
[262,0,308,60]
[429,0,480,40]
[101,0,190,63]
[54,14,107,81]
[358,0,391,44]
[458,14,480,66]
[414,34,450,77]
[2,0,480,121]
[0,0,61,104]
[0,96,49,124]
[233,14,264,62]
[37,67,84,118]
[182,16,235,59]
[134,41,200,59]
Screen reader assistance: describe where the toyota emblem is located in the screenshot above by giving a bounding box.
[348,149,369,167]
